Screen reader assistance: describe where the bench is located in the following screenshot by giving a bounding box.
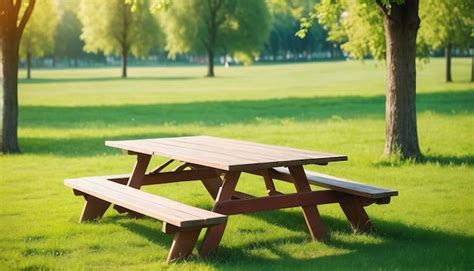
[64,176,227,262]
[271,167,398,232]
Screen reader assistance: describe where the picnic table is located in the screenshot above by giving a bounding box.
[65,135,397,262]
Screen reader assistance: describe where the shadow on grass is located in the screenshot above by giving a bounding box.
[20,90,474,128]
[101,209,473,269]
[19,132,191,157]
[18,76,199,84]
[373,154,474,167]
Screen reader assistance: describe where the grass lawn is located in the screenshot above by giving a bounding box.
[1,58,473,270]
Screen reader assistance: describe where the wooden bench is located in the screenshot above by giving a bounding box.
[64,176,227,262]
[271,167,398,232]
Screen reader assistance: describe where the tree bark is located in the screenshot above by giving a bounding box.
[380,0,422,160]
[445,43,452,82]
[26,52,31,79]
[121,48,128,78]
[207,48,215,77]
[1,38,21,153]
[1,0,36,153]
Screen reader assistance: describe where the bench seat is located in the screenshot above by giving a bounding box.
[272,167,398,200]
[65,176,227,262]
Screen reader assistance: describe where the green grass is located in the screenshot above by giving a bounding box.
[1,58,473,270]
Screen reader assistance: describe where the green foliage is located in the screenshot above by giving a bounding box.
[159,0,271,63]
[267,0,332,57]
[297,0,442,60]
[19,0,59,58]
[419,0,474,51]
[78,0,162,57]
[54,1,84,60]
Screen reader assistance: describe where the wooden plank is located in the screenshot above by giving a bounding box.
[214,190,347,215]
[175,136,340,161]
[273,167,398,199]
[127,153,151,188]
[65,177,227,228]
[150,159,174,175]
[105,136,347,171]
[288,165,326,241]
[104,169,220,185]
[339,196,374,233]
[200,171,241,256]
[167,229,201,263]
[261,168,279,196]
[79,195,111,222]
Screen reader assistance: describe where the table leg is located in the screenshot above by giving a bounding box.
[200,174,223,200]
[114,153,151,216]
[288,165,326,241]
[200,171,241,256]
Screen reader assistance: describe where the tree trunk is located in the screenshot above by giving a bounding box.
[381,0,422,160]
[445,43,452,82]
[471,55,473,82]
[1,39,21,153]
[26,52,31,79]
[121,49,128,78]
[207,49,215,77]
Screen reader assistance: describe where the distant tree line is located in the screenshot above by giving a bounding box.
[18,0,348,79]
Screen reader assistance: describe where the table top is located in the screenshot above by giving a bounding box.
[105,136,347,171]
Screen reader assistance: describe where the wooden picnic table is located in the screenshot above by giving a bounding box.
[66,135,397,261]
[104,135,348,254]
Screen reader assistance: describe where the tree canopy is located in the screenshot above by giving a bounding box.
[78,0,162,77]
[19,0,59,78]
[54,0,84,66]
[159,0,271,76]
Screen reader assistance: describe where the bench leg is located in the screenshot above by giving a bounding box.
[339,196,373,233]
[167,229,201,263]
[80,195,111,222]
[199,223,227,256]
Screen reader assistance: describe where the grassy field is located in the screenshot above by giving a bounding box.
[1,58,473,270]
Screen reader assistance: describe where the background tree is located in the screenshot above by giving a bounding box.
[19,0,59,79]
[0,0,36,153]
[159,0,271,77]
[418,0,474,82]
[54,0,84,67]
[78,0,161,78]
[298,0,425,160]
[266,0,334,61]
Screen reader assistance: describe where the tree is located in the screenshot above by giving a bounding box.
[19,0,59,79]
[159,0,271,77]
[298,0,423,160]
[54,0,84,67]
[418,0,473,82]
[78,0,161,78]
[0,0,36,153]
[266,0,334,61]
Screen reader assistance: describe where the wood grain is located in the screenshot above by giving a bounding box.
[105,136,347,171]
[65,177,227,228]
[272,167,398,199]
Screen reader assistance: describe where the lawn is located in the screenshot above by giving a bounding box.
[1,58,473,270]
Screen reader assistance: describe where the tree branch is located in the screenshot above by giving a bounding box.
[375,0,389,17]
[17,0,35,33]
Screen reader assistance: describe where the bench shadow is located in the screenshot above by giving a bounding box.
[98,208,473,269]
[20,90,473,128]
